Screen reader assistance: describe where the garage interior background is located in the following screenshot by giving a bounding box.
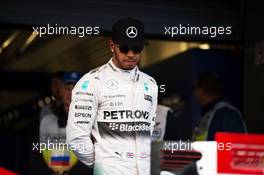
[0,0,264,173]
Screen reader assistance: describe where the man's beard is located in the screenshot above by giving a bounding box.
[113,52,138,70]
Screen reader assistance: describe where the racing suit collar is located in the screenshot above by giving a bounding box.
[108,58,140,82]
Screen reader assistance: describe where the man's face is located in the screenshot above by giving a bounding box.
[62,83,75,109]
[109,40,143,70]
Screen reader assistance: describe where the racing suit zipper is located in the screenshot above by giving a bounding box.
[131,79,140,175]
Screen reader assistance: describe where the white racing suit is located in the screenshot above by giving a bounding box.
[66,58,158,175]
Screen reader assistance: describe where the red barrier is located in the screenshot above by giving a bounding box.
[216,132,264,175]
[0,167,18,175]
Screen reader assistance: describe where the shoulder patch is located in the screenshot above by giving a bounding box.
[90,67,100,74]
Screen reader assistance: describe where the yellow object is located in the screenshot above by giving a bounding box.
[42,148,78,175]
[194,131,207,141]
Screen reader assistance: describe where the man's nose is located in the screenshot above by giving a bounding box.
[126,50,136,57]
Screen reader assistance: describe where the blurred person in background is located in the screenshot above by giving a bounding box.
[40,71,64,120]
[192,72,247,141]
[30,71,64,175]
[181,72,247,175]
[34,72,92,175]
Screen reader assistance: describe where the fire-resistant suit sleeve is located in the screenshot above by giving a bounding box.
[66,73,99,166]
[150,81,158,136]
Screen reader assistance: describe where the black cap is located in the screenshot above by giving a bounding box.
[111,17,146,46]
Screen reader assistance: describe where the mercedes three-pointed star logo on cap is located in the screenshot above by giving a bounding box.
[126,26,138,38]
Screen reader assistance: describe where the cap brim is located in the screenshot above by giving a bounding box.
[114,40,148,46]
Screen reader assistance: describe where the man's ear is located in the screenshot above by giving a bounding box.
[109,40,114,52]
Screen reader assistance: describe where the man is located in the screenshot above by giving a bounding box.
[31,72,64,175]
[66,17,158,175]
[39,72,91,175]
[40,72,81,150]
[181,72,247,175]
[192,72,246,141]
